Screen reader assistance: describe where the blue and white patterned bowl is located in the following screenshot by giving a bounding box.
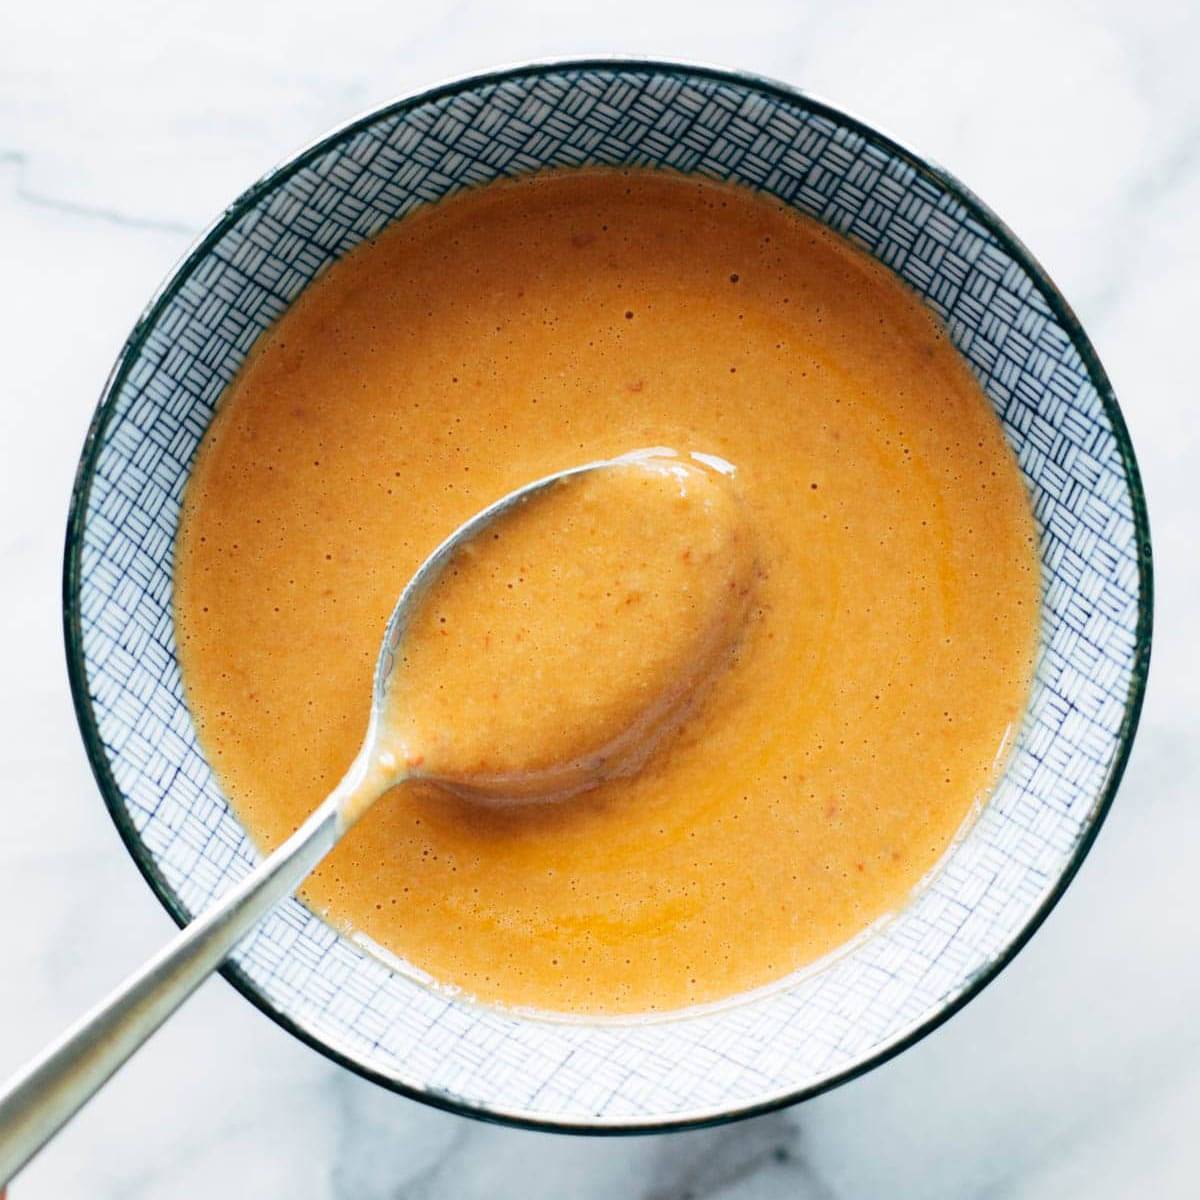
[64,60,1152,1131]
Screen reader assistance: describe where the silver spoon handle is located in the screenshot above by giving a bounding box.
[0,790,346,1186]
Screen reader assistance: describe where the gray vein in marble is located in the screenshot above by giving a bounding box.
[645,1113,838,1200]
[390,1125,473,1200]
[968,1039,1200,1200]
[1125,122,1200,203]
[0,149,195,235]
[105,1108,251,1200]
[325,1069,468,1200]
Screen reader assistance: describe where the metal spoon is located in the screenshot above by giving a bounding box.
[0,453,656,1185]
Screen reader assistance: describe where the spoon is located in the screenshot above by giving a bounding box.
[0,450,740,1184]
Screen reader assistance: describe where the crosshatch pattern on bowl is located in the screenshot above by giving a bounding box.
[69,64,1147,1127]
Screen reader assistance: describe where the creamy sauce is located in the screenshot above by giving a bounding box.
[175,167,1040,1015]
[377,454,753,801]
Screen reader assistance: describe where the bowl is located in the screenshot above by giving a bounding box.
[63,59,1152,1131]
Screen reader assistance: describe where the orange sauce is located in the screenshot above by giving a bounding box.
[378,454,754,801]
[174,168,1039,1015]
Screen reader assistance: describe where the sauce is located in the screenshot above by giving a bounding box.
[378,453,754,801]
[174,167,1039,1015]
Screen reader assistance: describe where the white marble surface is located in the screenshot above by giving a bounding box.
[0,0,1195,1195]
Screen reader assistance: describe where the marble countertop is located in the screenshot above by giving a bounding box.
[1,1,1196,1195]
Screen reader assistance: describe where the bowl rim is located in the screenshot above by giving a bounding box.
[61,55,1154,1135]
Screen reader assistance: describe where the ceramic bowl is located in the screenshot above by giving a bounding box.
[64,59,1152,1131]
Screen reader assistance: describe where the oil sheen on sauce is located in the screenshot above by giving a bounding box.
[174,167,1040,1016]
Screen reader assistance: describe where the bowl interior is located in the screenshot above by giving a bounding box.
[66,62,1150,1129]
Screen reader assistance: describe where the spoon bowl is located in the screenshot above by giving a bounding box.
[368,448,751,807]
